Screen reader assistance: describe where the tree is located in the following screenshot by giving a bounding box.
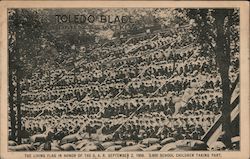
[186,9,239,148]
[8,9,50,143]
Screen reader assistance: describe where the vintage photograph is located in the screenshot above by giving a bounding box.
[7,8,240,152]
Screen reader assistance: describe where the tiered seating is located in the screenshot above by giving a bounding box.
[13,24,239,151]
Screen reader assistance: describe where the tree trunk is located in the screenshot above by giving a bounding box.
[9,70,17,140]
[220,67,232,148]
[214,9,232,148]
[15,12,22,143]
[16,67,22,144]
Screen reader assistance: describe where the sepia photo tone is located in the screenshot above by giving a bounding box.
[7,8,240,152]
